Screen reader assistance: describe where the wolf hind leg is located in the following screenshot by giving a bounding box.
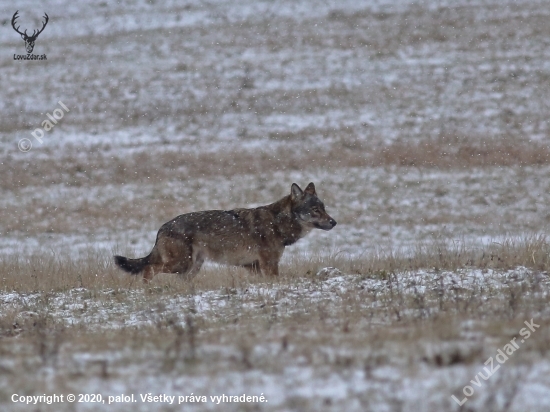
[144,235,194,282]
[178,253,204,281]
[142,263,162,283]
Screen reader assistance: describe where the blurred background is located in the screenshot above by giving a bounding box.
[1,0,550,259]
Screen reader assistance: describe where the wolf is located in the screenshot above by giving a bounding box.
[114,182,336,282]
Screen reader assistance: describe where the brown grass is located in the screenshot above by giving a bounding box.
[372,135,550,168]
[1,238,549,411]
[1,235,548,293]
[3,136,549,192]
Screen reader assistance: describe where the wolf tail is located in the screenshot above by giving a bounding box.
[114,254,150,275]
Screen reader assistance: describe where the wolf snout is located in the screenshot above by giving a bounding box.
[321,217,337,230]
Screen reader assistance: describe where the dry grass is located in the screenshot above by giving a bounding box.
[1,238,549,411]
[372,135,550,168]
[1,235,548,294]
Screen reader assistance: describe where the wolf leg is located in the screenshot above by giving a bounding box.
[142,264,158,283]
[180,254,204,281]
[258,252,281,276]
[148,235,194,281]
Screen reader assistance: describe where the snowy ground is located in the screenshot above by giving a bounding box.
[2,164,550,260]
[1,266,550,411]
[2,0,550,410]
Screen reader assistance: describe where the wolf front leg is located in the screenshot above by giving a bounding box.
[258,249,283,276]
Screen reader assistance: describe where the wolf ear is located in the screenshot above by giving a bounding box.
[291,183,303,200]
[304,182,316,195]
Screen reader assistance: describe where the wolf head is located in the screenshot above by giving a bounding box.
[290,182,337,231]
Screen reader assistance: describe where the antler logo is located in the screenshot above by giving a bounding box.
[11,10,49,54]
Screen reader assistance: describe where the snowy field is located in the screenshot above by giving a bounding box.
[2,0,550,257]
[1,261,550,412]
[1,0,550,410]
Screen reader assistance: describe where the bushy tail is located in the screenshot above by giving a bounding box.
[114,254,150,275]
